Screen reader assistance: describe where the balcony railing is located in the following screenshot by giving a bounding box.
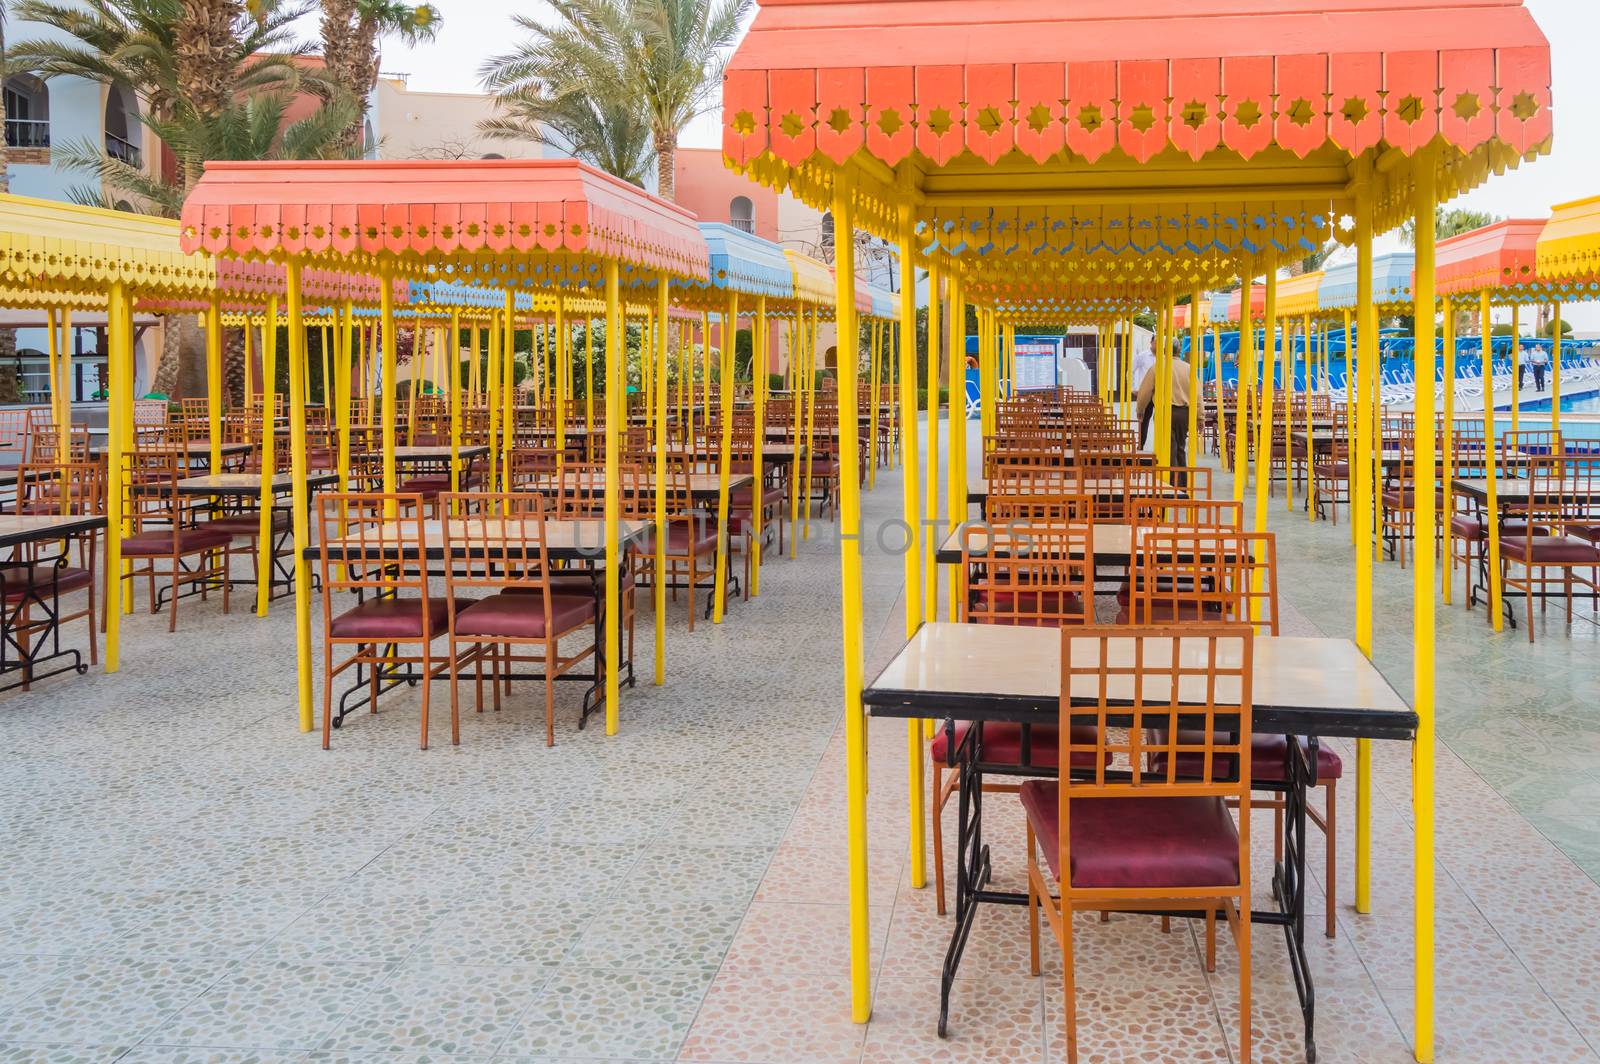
[105,132,140,167]
[5,118,50,150]
[730,216,755,233]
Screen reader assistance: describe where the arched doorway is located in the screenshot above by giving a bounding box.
[730,195,754,233]
[104,83,140,165]
[3,74,51,149]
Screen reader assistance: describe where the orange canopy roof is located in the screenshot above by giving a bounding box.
[1433,218,1543,297]
[726,0,1551,169]
[180,159,710,284]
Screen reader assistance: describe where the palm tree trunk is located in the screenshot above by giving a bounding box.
[654,124,677,201]
[223,327,246,406]
[152,314,205,398]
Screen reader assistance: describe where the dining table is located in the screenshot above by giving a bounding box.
[863,621,1418,1063]
[0,512,108,689]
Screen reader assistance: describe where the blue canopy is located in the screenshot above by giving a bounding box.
[695,222,793,299]
[1319,251,1415,310]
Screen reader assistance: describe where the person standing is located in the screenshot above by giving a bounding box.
[1528,344,1549,393]
[1517,343,1529,392]
[1136,350,1193,467]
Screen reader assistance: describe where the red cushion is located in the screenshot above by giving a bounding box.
[545,572,635,594]
[1381,489,1413,508]
[1449,514,1485,540]
[1500,535,1600,564]
[329,596,456,640]
[1313,462,1349,477]
[1114,600,1225,625]
[808,459,840,476]
[1249,734,1343,783]
[634,524,719,557]
[1,565,93,599]
[1020,782,1241,888]
[207,512,291,536]
[969,590,1084,624]
[931,722,1104,770]
[454,592,595,638]
[398,476,449,496]
[1572,525,1600,545]
[121,527,233,556]
[732,485,786,508]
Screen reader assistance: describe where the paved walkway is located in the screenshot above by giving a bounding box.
[1,420,1599,1062]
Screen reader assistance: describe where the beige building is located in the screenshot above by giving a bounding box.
[371,77,541,162]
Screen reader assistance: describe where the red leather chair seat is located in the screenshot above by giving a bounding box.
[969,589,1084,623]
[453,592,595,638]
[1449,514,1485,540]
[121,527,233,556]
[544,572,635,594]
[1381,489,1412,508]
[1019,782,1241,888]
[1113,600,1224,625]
[398,476,449,496]
[1572,524,1600,545]
[208,512,291,536]
[931,722,1103,770]
[634,524,718,557]
[329,596,458,640]
[1250,734,1343,783]
[1313,462,1349,477]
[1,565,94,599]
[732,485,786,508]
[808,459,840,477]
[1500,535,1600,564]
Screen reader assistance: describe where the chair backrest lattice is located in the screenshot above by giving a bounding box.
[960,521,1094,628]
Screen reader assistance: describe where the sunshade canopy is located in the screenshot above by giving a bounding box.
[1321,251,1415,310]
[1276,271,1324,318]
[697,222,794,300]
[723,0,1553,295]
[1536,195,1600,284]
[180,159,711,287]
[786,249,836,305]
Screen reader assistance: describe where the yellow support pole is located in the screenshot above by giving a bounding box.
[486,310,502,492]
[502,297,516,490]
[379,270,399,498]
[46,309,61,431]
[801,308,817,543]
[1254,261,1277,554]
[751,296,768,597]
[255,298,280,617]
[1510,304,1520,435]
[449,308,463,500]
[1155,300,1171,467]
[1353,176,1376,917]
[896,203,926,890]
[285,263,315,732]
[406,312,423,445]
[1552,303,1563,432]
[1442,300,1455,604]
[868,319,881,489]
[337,303,353,496]
[713,293,739,623]
[1234,270,1255,501]
[103,284,130,672]
[654,277,669,684]
[1345,306,1355,542]
[1411,157,1438,1064]
[946,274,966,621]
[243,313,254,408]
[205,297,223,474]
[1482,291,1503,632]
[1189,293,1202,462]
[555,296,567,473]
[830,175,872,1026]
[788,312,805,559]
[58,310,73,434]
[603,261,623,734]
[924,264,941,623]
[585,317,595,435]
[320,323,331,410]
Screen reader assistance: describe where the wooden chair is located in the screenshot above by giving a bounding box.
[1310,416,1351,523]
[930,520,1096,914]
[120,447,231,630]
[6,461,104,670]
[1500,459,1600,641]
[635,453,718,631]
[441,493,598,746]
[1024,625,1254,1064]
[315,493,452,750]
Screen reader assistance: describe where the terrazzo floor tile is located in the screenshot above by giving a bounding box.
[149,960,392,1051]
[120,1049,310,1063]
[252,890,452,967]
[317,962,549,1057]
[0,957,225,1046]
[496,968,713,1060]
[0,1045,136,1063]
[862,971,1044,1064]
[566,899,745,972]
[676,971,866,1064]
[406,894,597,969]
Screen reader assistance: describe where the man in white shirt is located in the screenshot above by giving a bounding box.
[1135,348,1193,467]
[1527,344,1550,393]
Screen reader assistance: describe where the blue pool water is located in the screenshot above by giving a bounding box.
[1514,390,1600,414]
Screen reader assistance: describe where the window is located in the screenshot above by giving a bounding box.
[481,152,506,160]
[820,211,835,260]
[730,196,754,233]
[104,83,141,166]
[4,75,50,150]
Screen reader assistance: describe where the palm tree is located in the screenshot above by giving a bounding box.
[1285,240,1336,277]
[480,85,654,186]
[481,0,750,201]
[1400,206,1498,247]
[317,0,439,153]
[1,1,11,195]
[8,0,308,133]
[60,91,359,397]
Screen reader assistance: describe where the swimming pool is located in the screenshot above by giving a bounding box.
[1514,390,1600,414]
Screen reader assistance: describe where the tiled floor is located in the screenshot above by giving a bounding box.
[2,418,1599,1062]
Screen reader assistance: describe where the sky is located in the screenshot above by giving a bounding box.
[320,0,1600,328]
